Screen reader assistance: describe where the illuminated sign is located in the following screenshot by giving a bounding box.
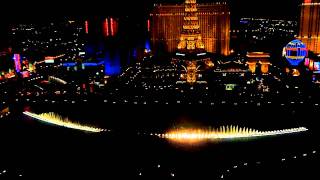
[13,54,22,72]
[285,40,308,66]
[225,84,237,91]
[305,58,310,67]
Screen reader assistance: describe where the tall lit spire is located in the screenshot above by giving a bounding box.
[177,0,205,52]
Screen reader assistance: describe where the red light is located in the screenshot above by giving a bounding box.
[21,71,30,78]
[147,19,150,32]
[103,18,109,37]
[304,0,311,3]
[110,18,114,36]
[85,21,89,34]
[90,83,94,93]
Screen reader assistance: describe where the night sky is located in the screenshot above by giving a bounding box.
[1,0,302,21]
[0,0,302,47]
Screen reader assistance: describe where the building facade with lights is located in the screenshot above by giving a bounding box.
[298,0,320,54]
[150,2,230,56]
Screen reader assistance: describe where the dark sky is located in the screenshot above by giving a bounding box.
[0,0,302,47]
[1,0,302,22]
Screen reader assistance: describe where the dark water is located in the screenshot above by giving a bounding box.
[0,102,318,178]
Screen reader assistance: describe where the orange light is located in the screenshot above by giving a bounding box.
[309,60,314,70]
[247,62,256,73]
[285,68,290,73]
[292,69,301,77]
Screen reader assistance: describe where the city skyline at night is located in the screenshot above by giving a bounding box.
[0,0,320,179]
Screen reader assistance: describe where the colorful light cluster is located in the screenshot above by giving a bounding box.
[23,112,105,133]
[157,126,308,143]
[305,57,320,71]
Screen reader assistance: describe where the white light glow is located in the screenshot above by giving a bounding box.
[157,126,308,143]
[23,111,105,133]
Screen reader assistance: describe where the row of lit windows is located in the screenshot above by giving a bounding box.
[152,12,230,16]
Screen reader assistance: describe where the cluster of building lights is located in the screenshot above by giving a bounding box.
[23,111,105,133]
[156,126,308,143]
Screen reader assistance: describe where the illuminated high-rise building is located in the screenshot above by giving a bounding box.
[150,1,230,56]
[298,0,320,54]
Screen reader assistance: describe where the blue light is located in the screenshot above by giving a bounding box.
[104,51,121,76]
[285,39,308,66]
[145,39,151,52]
[63,63,76,67]
[132,48,137,58]
[82,61,104,67]
[63,61,105,67]
[240,20,248,24]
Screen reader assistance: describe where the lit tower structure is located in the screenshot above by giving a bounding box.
[177,0,205,53]
[298,0,320,54]
[174,0,212,84]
